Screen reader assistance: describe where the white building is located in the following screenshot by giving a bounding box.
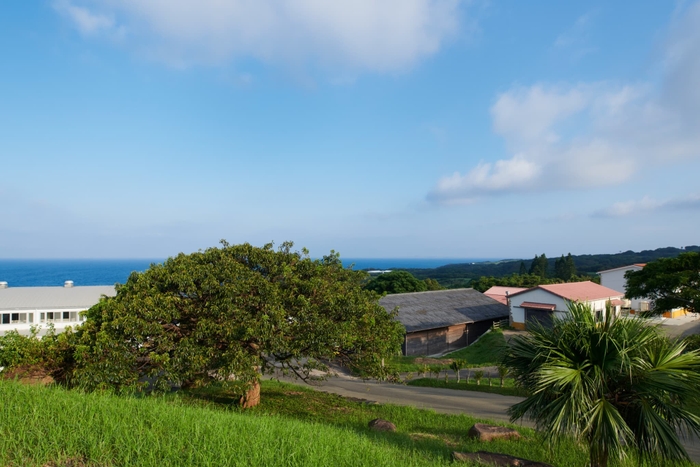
[508,281,624,330]
[0,281,116,336]
[597,263,687,318]
[597,264,646,312]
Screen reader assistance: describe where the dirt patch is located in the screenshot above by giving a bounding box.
[284,391,305,396]
[1,365,54,386]
[42,457,91,467]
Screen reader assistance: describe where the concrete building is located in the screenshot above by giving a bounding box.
[597,264,687,318]
[0,281,116,336]
[508,281,624,330]
[379,288,509,356]
[483,286,527,305]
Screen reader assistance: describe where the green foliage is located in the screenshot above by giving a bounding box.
[422,278,444,291]
[519,261,527,275]
[625,251,700,316]
[683,334,700,353]
[449,359,466,383]
[68,241,404,396]
[0,328,45,369]
[529,254,548,278]
[497,365,509,387]
[405,245,700,286]
[554,253,577,280]
[504,301,700,467]
[364,270,428,294]
[0,325,76,381]
[407,377,526,397]
[473,370,484,385]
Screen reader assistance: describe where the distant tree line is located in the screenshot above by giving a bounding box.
[404,245,699,288]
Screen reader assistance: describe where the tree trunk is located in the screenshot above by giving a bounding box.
[239,380,261,409]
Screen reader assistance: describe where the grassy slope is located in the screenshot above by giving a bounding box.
[388,329,508,373]
[0,379,594,467]
[2,379,694,466]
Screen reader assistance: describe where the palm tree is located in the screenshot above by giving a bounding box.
[504,301,700,467]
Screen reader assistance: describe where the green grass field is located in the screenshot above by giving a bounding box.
[0,379,693,467]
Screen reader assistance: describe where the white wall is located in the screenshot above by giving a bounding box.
[599,266,645,311]
[510,289,621,326]
[0,308,87,336]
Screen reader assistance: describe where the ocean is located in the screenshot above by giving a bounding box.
[0,257,499,287]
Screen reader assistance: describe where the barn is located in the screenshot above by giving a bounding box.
[379,288,509,356]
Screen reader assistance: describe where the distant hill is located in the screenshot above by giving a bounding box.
[404,245,700,288]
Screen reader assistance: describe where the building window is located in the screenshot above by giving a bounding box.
[1,314,9,324]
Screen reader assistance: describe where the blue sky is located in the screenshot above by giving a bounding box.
[1,1,699,259]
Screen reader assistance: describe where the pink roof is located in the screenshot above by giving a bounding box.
[484,286,528,305]
[510,281,623,302]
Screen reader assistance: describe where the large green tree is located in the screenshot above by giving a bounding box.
[625,252,700,316]
[529,254,548,279]
[504,302,700,467]
[554,253,577,280]
[68,241,404,400]
[363,270,429,294]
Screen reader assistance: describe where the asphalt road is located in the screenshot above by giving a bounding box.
[271,373,700,464]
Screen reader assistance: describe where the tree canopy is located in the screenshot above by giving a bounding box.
[363,270,430,294]
[625,251,700,316]
[528,254,548,278]
[505,302,700,467]
[554,253,576,280]
[67,241,404,398]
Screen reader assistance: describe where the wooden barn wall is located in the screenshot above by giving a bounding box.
[404,324,468,356]
[466,320,494,346]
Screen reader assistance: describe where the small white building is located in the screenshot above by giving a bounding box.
[0,281,116,336]
[597,264,646,311]
[597,263,687,318]
[508,281,624,330]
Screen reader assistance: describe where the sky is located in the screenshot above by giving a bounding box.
[1,1,699,259]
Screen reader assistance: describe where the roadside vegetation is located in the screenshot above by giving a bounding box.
[406,378,526,397]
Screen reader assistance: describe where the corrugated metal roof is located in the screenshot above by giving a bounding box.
[0,286,116,311]
[510,281,623,302]
[379,288,509,333]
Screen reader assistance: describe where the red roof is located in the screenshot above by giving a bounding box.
[520,301,556,311]
[510,281,624,302]
[484,286,528,305]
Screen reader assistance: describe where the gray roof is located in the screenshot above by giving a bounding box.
[0,286,116,311]
[379,288,509,333]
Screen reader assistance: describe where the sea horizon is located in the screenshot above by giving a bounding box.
[0,257,505,287]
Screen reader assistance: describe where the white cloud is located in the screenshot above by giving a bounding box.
[592,194,700,218]
[54,0,465,72]
[430,2,700,205]
[53,0,116,36]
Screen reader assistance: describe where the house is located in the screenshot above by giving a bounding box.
[483,286,527,305]
[597,264,687,318]
[0,281,116,336]
[379,288,509,356]
[508,281,624,330]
